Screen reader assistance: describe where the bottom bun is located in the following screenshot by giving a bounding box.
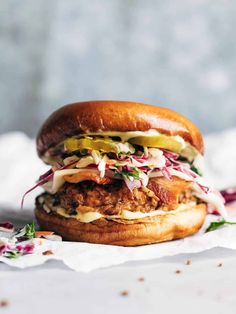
[35,203,207,246]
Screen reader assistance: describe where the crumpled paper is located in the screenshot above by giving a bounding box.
[0,130,236,272]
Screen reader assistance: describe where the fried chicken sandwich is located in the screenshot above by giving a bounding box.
[34,101,226,246]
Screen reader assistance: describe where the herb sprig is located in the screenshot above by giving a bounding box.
[206,219,236,232]
[25,222,36,239]
[120,170,141,180]
[4,251,22,259]
[190,165,202,176]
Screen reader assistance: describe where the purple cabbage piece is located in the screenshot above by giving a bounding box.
[132,155,148,162]
[122,165,133,172]
[21,172,54,208]
[162,150,179,160]
[221,188,236,204]
[0,243,35,258]
[16,243,34,254]
[123,178,142,191]
[0,244,9,254]
[161,167,172,180]
[38,168,53,181]
[0,222,14,233]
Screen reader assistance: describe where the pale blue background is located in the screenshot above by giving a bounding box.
[1,0,236,136]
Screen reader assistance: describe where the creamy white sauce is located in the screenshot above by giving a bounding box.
[44,202,197,223]
[57,208,103,223]
[87,129,176,142]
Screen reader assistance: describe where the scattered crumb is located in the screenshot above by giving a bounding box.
[138,277,145,282]
[175,269,182,274]
[185,259,192,265]
[217,263,223,267]
[0,300,9,308]
[42,250,53,256]
[120,290,129,297]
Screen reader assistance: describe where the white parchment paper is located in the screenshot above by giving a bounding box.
[0,130,236,272]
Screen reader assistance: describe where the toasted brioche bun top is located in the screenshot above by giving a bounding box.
[36,100,204,157]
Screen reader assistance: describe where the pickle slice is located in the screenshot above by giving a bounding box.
[64,138,134,154]
[129,135,184,153]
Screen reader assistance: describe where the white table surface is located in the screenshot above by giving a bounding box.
[1,247,236,314]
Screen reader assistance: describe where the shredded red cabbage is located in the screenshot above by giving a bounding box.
[0,242,35,258]
[132,155,148,162]
[198,184,210,194]
[124,178,142,191]
[22,148,214,207]
[16,243,34,254]
[138,166,149,172]
[163,150,179,160]
[174,165,197,179]
[21,160,78,209]
[173,164,210,193]
[165,159,172,167]
[0,222,14,232]
[38,169,53,181]
[1,245,10,255]
[221,188,236,204]
[59,160,78,170]
[21,172,54,209]
[161,167,172,180]
[123,165,133,172]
